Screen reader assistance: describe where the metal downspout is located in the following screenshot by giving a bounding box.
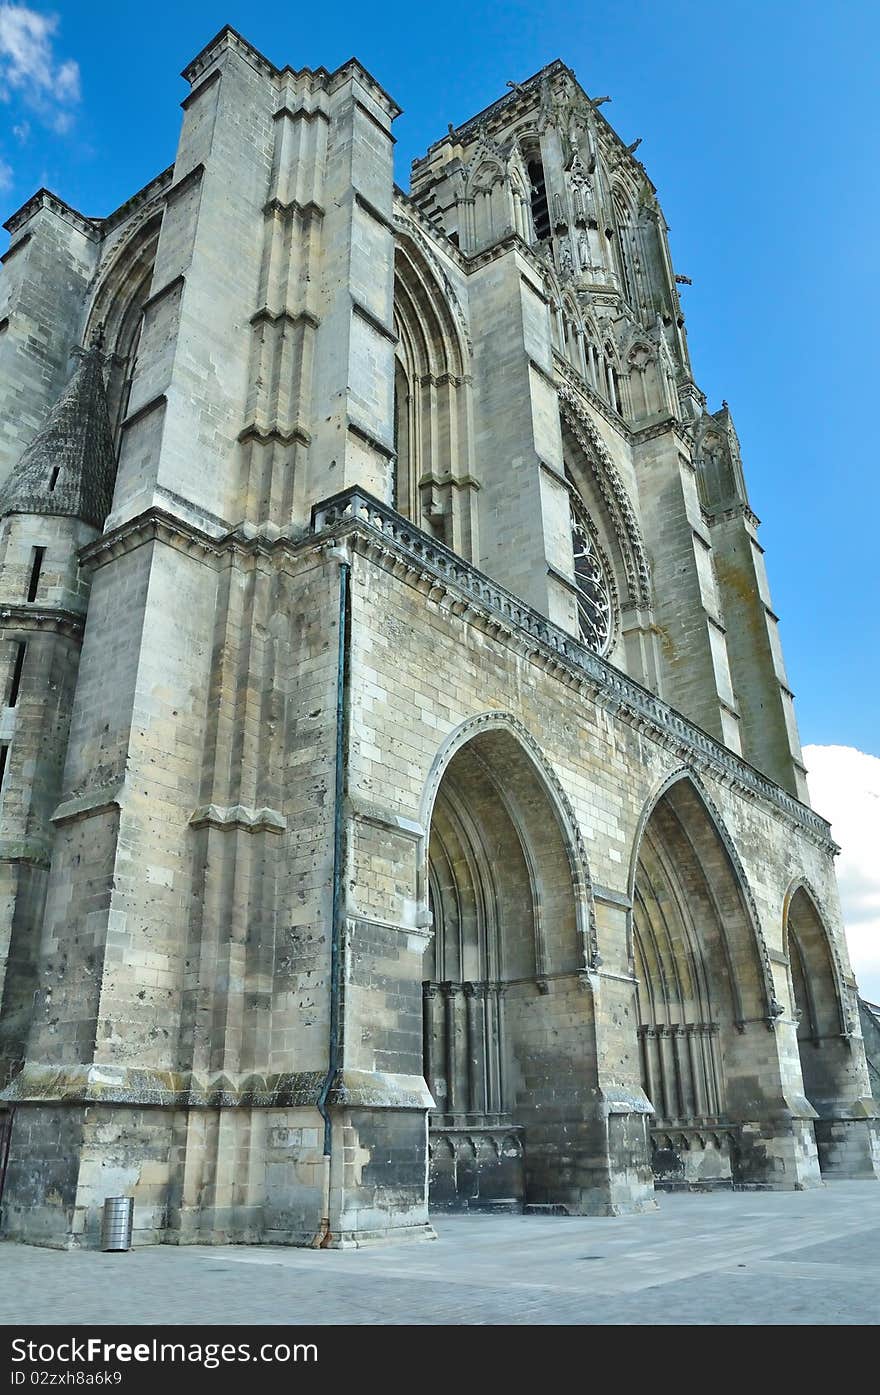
[313,545,350,1247]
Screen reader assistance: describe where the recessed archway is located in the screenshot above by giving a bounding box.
[421,719,592,1211]
[630,773,774,1186]
[783,883,858,1175]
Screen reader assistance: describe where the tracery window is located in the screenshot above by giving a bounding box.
[570,497,614,655]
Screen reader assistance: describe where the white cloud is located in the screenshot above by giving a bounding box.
[804,743,880,1004]
[0,154,11,190]
[0,4,80,129]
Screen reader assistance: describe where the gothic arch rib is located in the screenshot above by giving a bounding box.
[558,385,652,609]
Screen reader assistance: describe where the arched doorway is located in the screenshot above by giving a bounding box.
[632,776,772,1186]
[784,885,855,1174]
[422,724,588,1211]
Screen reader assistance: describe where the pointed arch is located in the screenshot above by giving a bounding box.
[628,768,788,1186]
[783,879,851,1039]
[420,711,604,1210]
[419,711,598,971]
[628,766,779,1024]
[393,224,477,557]
[83,209,163,446]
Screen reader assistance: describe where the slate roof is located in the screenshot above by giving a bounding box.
[0,338,117,530]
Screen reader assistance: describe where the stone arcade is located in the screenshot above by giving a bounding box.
[0,27,877,1248]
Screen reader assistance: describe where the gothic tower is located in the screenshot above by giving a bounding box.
[0,29,875,1249]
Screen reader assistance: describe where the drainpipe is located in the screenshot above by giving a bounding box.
[313,544,351,1248]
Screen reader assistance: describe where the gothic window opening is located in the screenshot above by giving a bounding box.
[527,158,551,242]
[570,498,613,656]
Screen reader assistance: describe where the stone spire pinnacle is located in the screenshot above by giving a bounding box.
[0,331,117,530]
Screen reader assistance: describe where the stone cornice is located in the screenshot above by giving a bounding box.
[0,603,84,641]
[3,189,100,240]
[0,233,31,265]
[463,228,546,279]
[181,26,401,119]
[310,487,837,854]
[79,506,224,572]
[0,1063,430,1109]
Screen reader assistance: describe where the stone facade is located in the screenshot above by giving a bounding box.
[0,26,876,1249]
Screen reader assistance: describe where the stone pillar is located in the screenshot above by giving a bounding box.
[466,246,580,633]
[422,983,437,1100]
[709,505,808,799]
[304,68,399,511]
[633,424,742,752]
[0,198,97,484]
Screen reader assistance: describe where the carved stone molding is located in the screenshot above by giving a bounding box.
[558,384,652,609]
[311,487,836,855]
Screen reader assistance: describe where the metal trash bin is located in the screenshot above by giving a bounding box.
[101,1196,134,1252]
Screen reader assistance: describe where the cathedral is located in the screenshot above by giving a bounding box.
[0,26,877,1249]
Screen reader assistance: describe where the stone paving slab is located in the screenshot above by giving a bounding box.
[1,1183,878,1326]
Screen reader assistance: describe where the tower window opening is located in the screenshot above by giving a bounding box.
[0,744,8,792]
[26,547,46,603]
[528,158,551,242]
[6,642,26,707]
[48,465,60,491]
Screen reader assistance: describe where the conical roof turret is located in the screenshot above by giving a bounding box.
[0,331,116,530]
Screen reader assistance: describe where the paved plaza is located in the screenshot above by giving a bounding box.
[1,1182,878,1325]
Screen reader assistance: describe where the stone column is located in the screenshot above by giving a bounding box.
[442,982,460,1115]
[422,983,437,1101]
[464,982,486,1116]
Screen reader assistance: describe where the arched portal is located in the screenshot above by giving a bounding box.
[783,884,858,1173]
[422,723,588,1211]
[632,775,772,1186]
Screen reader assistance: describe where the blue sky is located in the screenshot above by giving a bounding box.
[0,0,877,756]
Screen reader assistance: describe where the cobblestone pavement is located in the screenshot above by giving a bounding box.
[2,1183,879,1326]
